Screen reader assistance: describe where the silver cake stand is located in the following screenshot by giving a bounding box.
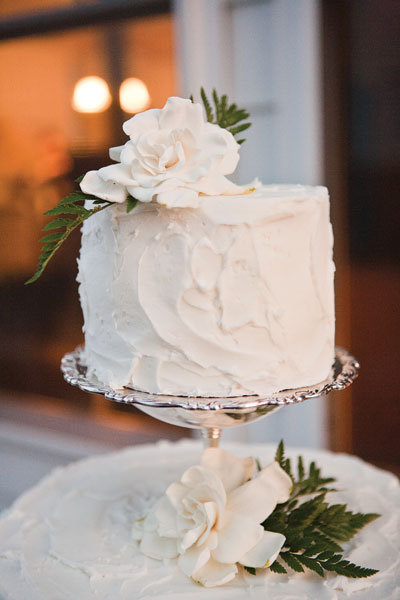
[61,346,359,447]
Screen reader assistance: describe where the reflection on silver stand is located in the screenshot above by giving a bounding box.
[61,346,359,448]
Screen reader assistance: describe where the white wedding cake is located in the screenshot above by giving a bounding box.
[76,96,335,397]
[0,441,399,600]
[13,95,394,600]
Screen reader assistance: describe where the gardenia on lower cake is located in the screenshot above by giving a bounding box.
[80,96,246,208]
[132,448,292,588]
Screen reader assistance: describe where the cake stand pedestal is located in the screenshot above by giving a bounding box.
[61,347,359,448]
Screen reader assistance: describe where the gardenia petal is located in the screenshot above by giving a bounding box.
[158,143,181,171]
[205,124,240,174]
[109,145,124,161]
[181,466,227,506]
[178,544,211,577]
[190,172,244,196]
[227,462,292,524]
[142,509,158,532]
[131,162,164,187]
[80,170,127,203]
[183,161,212,183]
[180,466,226,528]
[130,177,188,204]
[119,141,137,165]
[201,125,240,174]
[178,500,216,550]
[192,557,238,588]
[238,530,286,568]
[157,187,199,208]
[128,186,156,203]
[136,129,171,159]
[259,462,294,503]
[211,511,264,564]
[180,521,207,552]
[154,496,180,538]
[122,108,160,140]
[159,97,204,138]
[165,481,189,510]
[200,448,254,493]
[98,163,137,187]
[196,501,217,547]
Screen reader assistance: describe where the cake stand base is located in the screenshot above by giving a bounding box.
[61,347,359,447]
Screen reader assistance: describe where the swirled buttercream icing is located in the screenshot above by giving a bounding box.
[77,184,335,396]
[0,441,398,600]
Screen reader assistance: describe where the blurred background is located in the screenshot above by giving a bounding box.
[0,0,399,508]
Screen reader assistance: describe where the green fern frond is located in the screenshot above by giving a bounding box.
[126,197,138,213]
[281,551,304,573]
[269,561,287,574]
[26,188,137,284]
[275,439,286,468]
[196,88,251,144]
[258,442,381,580]
[200,87,214,122]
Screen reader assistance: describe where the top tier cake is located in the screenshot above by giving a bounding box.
[76,97,335,397]
[77,184,335,397]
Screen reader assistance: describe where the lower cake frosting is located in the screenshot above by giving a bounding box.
[77,184,335,397]
[0,440,398,600]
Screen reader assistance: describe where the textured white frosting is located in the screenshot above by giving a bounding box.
[77,184,335,396]
[0,440,399,600]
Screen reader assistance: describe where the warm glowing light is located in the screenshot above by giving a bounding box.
[119,78,150,113]
[72,76,112,113]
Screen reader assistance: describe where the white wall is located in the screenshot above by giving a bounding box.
[174,0,327,448]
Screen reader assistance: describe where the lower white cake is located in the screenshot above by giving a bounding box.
[0,441,398,600]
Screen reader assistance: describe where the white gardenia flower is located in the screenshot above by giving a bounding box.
[80,97,244,208]
[132,448,292,588]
